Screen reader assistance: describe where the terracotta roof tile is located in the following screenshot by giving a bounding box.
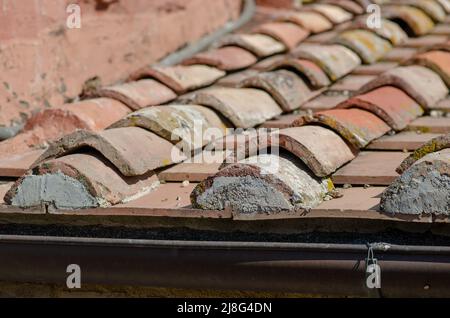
[356,65,448,109]
[381,148,450,215]
[293,109,392,149]
[216,69,259,87]
[332,151,409,185]
[301,94,349,111]
[239,70,324,111]
[382,47,418,62]
[277,11,333,34]
[334,30,393,64]
[266,58,332,88]
[274,126,356,177]
[5,153,160,209]
[182,46,258,71]
[179,87,282,128]
[408,116,450,133]
[405,50,450,86]
[394,0,446,22]
[383,5,435,36]
[396,133,450,174]
[352,62,399,75]
[330,75,377,92]
[402,34,449,48]
[215,33,286,58]
[367,131,442,151]
[321,0,364,15]
[109,105,228,148]
[437,0,450,13]
[351,17,408,45]
[191,154,332,213]
[87,79,177,110]
[431,23,450,35]
[128,65,225,94]
[33,127,185,177]
[337,86,424,131]
[304,30,341,44]
[292,44,361,81]
[250,54,285,70]
[307,3,353,24]
[253,22,310,50]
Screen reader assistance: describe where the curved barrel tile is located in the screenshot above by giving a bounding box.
[356,66,448,109]
[4,153,160,209]
[109,105,228,148]
[321,0,364,15]
[214,34,286,58]
[406,50,450,87]
[351,17,408,45]
[128,65,225,94]
[381,149,450,215]
[293,109,392,149]
[397,133,450,174]
[238,70,323,112]
[338,86,424,131]
[277,11,333,34]
[179,87,283,129]
[383,5,435,36]
[334,30,393,64]
[395,0,446,22]
[182,46,258,71]
[293,44,361,81]
[87,80,177,110]
[266,58,331,88]
[191,153,333,214]
[307,3,353,24]
[253,22,310,50]
[32,127,186,177]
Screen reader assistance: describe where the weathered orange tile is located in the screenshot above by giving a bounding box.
[239,70,324,111]
[402,35,448,48]
[352,62,398,75]
[294,109,392,149]
[277,11,333,34]
[382,47,418,63]
[351,17,408,45]
[408,116,450,134]
[253,22,309,50]
[307,3,353,24]
[128,65,225,94]
[334,30,392,64]
[406,50,450,87]
[179,87,282,128]
[382,5,435,36]
[357,66,448,109]
[215,33,286,58]
[267,58,331,88]
[321,0,363,14]
[182,46,258,71]
[87,80,177,110]
[397,133,450,174]
[33,127,186,177]
[338,86,424,131]
[330,75,377,93]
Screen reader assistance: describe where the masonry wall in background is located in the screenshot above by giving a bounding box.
[0,0,242,128]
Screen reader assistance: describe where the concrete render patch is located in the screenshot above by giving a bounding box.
[10,172,98,210]
[380,160,450,215]
[193,154,331,214]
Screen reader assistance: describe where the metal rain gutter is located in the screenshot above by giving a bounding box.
[0,235,449,297]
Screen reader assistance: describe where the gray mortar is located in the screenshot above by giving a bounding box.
[195,175,293,214]
[381,161,450,215]
[10,172,99,210]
